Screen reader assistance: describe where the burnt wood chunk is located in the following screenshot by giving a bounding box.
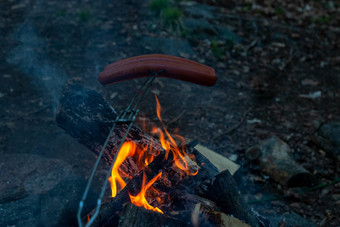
[196,170,259,227]
[119,204,189,227]
[56,82,117,151]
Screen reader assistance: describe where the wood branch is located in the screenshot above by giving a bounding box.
[196,170,259,227]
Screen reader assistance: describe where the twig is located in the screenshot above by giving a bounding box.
[213,107,252,141]
[245,40,257,53]
[279,48,294,71]
[167,110,186,125]
[226,107,252,134]
[4,105,52,122]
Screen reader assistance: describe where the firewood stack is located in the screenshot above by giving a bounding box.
[56,82,268,227]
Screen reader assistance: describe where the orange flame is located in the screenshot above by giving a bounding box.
[129,171,163,214]
[107,95,199,214]
[153,95,198,177]
[108,140,159,200]
[108,141,136,197]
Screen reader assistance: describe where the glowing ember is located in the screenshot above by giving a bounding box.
[129,171,163,214]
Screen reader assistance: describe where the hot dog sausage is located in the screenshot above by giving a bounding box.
[98,54,217,86]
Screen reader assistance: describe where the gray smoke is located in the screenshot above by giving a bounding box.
[7,22,67,115]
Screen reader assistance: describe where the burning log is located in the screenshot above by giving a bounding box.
[84,174,145,227]
[56,82,216,188]
[56,82,263,227]
[86,186,129,227]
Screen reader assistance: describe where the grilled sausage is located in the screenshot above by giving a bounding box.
[98,54,217,86]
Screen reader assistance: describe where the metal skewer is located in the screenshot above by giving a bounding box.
[77,70,165,227]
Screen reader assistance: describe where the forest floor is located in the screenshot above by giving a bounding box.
[0,0,339,226]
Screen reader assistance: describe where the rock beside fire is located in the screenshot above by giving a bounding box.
[0,154,97,226]
[318,121,340,160]
[246,136,317,187]
[0,153,72,203]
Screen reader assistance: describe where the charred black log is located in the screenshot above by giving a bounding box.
[119,204,189,227]
[56,82,163,166]
[196,170,259,227]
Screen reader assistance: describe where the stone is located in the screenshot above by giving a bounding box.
[0,176,97,226]
[215,25,242,43]
[183,18,242,43]
[319,121,340,159]
[265,212,316,227]
[39,176,97,226]
[0,154,98,226]
[0,154,73,203]
[250,136,316,187]
[182,2,217,20]
[183,18,217,37]
[142,37,194,57]
[0,195,40,226]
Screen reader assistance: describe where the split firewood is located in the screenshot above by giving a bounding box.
[193,143,240,175]
[196,170,259,227]
[192,202,251,227]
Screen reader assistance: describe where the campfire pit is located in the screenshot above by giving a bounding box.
[56,55,267,227]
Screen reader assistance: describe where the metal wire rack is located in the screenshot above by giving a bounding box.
[77,70,165,227]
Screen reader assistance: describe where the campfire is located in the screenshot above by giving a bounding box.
[107,95,199,215]
[56,55,267,227]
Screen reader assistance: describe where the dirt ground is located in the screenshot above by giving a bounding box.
[0,0,339,226]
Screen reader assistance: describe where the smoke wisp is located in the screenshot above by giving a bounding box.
[7,22,68,115]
